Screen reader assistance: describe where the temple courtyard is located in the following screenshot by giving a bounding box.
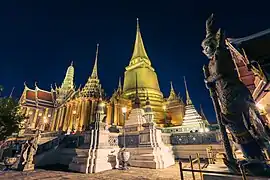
[0,163,200,180]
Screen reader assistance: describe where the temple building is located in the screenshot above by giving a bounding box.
[20,45,104,132]
[226,29,270,125]
[106,78,132,126]
[19,19,209,132]
[162,78,209,133]
[165,82,185,126]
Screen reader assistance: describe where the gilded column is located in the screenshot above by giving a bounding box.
[89,100,94,123]
[113,103,118,125]
[68,103,75,130]
[58,106,65,130]
[63,104,71,131]
[106,104,112,125]
[83,100,90,128]
[76,100,83,131]
[43,108,49,131]
[79,100,85,131]
[56,108,63,131]
[32,109,39,129]
[50,109,58,131]
[25,107,30,116]
[24,107,30,129]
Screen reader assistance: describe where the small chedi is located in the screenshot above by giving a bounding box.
[162,77,210,133]
[123,76,175,169]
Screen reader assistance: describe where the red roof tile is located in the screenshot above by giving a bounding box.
[37,90,53,102]
[26,90,36,101]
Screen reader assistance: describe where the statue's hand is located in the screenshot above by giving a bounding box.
[204,79,215,89]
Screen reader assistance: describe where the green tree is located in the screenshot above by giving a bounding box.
[0,86,26,141]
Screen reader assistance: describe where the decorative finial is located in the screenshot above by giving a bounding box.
[9,87,15,98]
[170,81,174,91]
[71,61,73,66]
[183,76,192,105]
[35,81,38,88]
[118,77,122,92]
[91,43,99,79]
[136,18,140,31]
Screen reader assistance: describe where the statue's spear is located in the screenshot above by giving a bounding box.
[203,65,236,163]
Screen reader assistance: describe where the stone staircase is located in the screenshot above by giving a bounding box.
[128,146,175,169]
[68,146,90,173]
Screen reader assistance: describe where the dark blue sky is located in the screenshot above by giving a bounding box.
[0,0,269,122]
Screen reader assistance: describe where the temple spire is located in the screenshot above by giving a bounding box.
[9,87,15,98]
[130,18,150,65]
[118,77,122,92]
[170,81,174,92]
[61,61,75,91]
[168,81,177,101]
[184,76,192,105]
[134,73,141,108]
[91,43,99,79]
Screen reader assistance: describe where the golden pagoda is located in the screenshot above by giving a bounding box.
[165,82,185,126]
[123,19,164,124]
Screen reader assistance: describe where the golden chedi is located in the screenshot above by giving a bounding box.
[123,19,165,124]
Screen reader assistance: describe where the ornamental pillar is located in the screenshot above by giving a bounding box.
[113,103,118,125]
[32,109,39,129]
[50,109,58,131]
[106,103,112,125]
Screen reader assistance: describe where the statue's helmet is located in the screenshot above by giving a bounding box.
[201,14,218,59]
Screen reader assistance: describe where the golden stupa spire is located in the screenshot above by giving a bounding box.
[184,76,193,105]
[130,18,150,65]
[168,81,177,100]
[61,61,75,90]
[91,43,99,79]
[118,77,122,92]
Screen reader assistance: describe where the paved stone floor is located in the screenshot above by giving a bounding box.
[0,163,201,180]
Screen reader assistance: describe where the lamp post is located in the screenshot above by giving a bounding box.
[120,106,130,170]
[121,107,127,148]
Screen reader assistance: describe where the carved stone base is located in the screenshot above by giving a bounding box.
[69,148,119,173]
[128,146,175,169]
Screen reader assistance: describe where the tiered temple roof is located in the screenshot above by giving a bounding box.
[80,44,103,98]
[20,82,56,108]
[227,29,270,101]
[55,62,75,104]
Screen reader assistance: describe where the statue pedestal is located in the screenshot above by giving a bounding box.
[69,121,120,173]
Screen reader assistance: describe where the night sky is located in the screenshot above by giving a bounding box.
[0,1,269,123]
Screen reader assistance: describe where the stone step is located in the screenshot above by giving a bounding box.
[71,156,88,164]
[69,163,88,173]
[131,154,155,161]
[129,160,157,169]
